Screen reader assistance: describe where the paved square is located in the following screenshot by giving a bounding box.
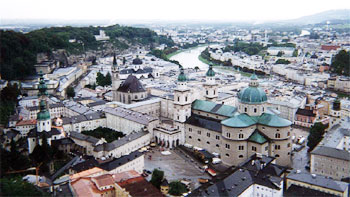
[144,148,210,190]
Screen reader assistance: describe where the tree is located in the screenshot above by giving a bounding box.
[66,87,75,98]
[150,169,164,189]
[96,72,105,86]
[277,51,284,57]
[0,177,47,196]
[169,181,187,196]
[307,123,327,152]
[275,59,290,64]
[293,50,298,57]
[331,50,350,76]
[105,72,112,86]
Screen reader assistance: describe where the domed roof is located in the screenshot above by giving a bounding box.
[178,68,187,82]
[238,87,267,104]
[238,74,267,104]
[132,56,143,65]
[37,100,50,120]
[206,64,215,77]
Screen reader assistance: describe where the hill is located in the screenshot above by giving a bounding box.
[0,24,174,80]
[286,9,350,25]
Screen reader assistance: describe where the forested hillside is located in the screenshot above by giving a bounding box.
[0,24,174,80]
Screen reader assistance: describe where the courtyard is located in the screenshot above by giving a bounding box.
[144,147,211,190]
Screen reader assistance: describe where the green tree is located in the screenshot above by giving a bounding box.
[82,127,125,143]
[275,59,290,64]
[0,83,20,125]
[169,181,188,196]
[331,50,350,76]
[66,87,75,98]
[0,177,48,196]
[277,51,284,57]
[307,123,327,152]
[293,50,298,57]
[150,169,164,189]
[96,72,105,86]
[105,72,112,86]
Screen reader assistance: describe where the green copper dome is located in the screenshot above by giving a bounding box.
[178,68,187,82]
[206,64,215,77]
[37,100,50,120]
[238,74,267,104]
[238,87,267,104]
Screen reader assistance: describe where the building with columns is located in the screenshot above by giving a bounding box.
[184,74,293,167]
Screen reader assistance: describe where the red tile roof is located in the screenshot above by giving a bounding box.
[117,176,164,197]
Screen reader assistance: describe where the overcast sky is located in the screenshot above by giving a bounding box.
[1,0,349,22]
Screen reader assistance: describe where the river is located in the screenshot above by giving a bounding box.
[169,46,209,70]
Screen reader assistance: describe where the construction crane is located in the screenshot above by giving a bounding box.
[5,162,43,186]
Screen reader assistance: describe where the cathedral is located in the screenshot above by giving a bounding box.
[179,66,293,167]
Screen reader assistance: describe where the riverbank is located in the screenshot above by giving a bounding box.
[166,44,207,59]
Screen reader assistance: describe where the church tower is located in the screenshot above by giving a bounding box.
[203,64,218,102]
[37,72,51,132]
[112,53,121,101]
[329,98,341,129]
[173,68,191,144]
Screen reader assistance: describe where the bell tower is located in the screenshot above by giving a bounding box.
[203,64,218,102]
[173,68,191,144]
[112,53,121,101]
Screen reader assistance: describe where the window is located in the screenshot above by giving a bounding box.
[206,90,208,95]
[245,107,247,112]
[239,155,243,158]
[189,128,192,132]
[207,133,210,137]
[214,90,216,95]
[198,139,201,142]
[275,133,280,138]
[275,145,280,150]
[275,154,280,157]
[226,133,231,138]
[177,97,180,102]
[252,146,257,151]
[225,144,230,149]
[239,145,244,150]
[216,135,220,140]
[198,130,201,135]
[189,136,192,139]
[287,132,290,136]
[135,95,138,99]
[185,97,188,102]
[239,133,244,139]
[226,153,230,157]
[177,116,179,120]
[207,141,210,144]
[287,143,291,147]
[254,108,257,113]
[216,144,220,147]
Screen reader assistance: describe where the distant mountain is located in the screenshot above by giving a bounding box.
[286,9,350,25]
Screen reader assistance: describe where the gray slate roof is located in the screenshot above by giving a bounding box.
[93,131,149,152]
[311,146,350,161]
[69,131,99,144]
[104,107,157,125]
[287,171,349,192]
[100,150,143,171]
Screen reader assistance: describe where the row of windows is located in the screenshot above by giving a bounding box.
[225,153,244,158]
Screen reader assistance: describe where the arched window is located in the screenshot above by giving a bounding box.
[226,153,230,157]
[239,133,244,139]
[275,154,280,158]
[245,107,247,112]
[239,155,244,158]
[254,108,257,113]
[275,133,281,138]
[206,90,208,95]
